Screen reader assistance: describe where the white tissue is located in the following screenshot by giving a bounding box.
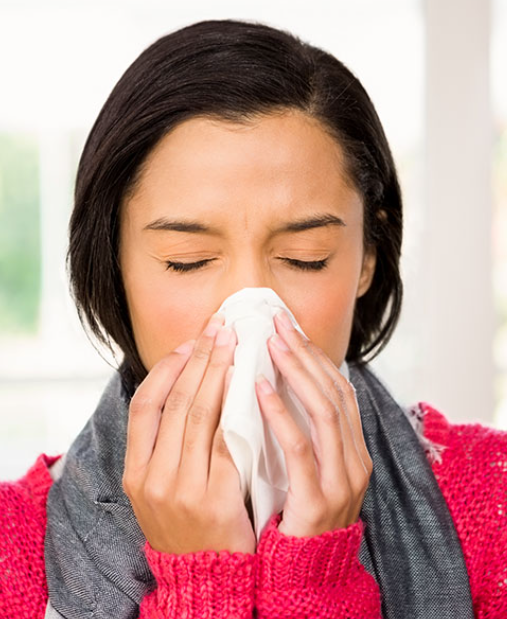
[217,287,348,539]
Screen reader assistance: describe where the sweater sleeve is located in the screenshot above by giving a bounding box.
[255,514,382,619]
[0,455,56,619]
[138,543,257,618]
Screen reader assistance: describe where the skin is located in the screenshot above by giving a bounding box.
[120,110,375,554]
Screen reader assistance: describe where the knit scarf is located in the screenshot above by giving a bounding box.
[44,364,474,618]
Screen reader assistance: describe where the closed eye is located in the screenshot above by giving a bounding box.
[164,259,213,272]
[280,257,329,271]
[164,257,329,273]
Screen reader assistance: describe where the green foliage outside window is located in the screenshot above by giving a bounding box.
[0,133,40,334]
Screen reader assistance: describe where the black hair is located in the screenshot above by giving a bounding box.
[68,18,403,385]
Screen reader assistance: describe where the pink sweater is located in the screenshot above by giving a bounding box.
[1,403,506,618]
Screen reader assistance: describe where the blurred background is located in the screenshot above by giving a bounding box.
[0,0,506,479]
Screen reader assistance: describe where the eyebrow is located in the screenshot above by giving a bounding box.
[143,213,346,235]
[278,214,346,233]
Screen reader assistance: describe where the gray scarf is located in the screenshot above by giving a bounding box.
[45,364,474,618]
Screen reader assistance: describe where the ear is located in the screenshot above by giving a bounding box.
[356,249,376,298]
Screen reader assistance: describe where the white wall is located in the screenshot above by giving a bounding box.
[421,0,493,421]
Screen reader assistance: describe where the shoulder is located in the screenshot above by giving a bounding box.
[418,401,507,499]
[0,454,58,524]
[407,401,507,521]
[417,403,507,611]
[419,401,507,469]
[1,452,58,494]
[0,454,59,616]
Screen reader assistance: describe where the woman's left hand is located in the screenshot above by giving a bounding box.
[255,309,373,538]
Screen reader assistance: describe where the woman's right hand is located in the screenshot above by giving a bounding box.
[123,313,256,555]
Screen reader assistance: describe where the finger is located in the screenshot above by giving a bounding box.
[277,310,371,477]
[149,313,224,475]
[222,365,235,410]
[309,351,372,476]
[178,326,237,482]
[124,340,195,480]
[208,426,241,494]
[273,309,366,466]
[271,314,371,494]
[267,325,360,494]
[254,374,321,499]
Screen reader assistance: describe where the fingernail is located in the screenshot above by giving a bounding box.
[275,309,294,330]
[204,313,224,337]
[174,340,195,355]
[215,326,235,346]
[256,374,274,394]
[271,333,290,352]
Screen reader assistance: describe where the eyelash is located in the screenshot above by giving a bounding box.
[164,258,329,273]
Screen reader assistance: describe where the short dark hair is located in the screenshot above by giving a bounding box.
[68,18,403,384]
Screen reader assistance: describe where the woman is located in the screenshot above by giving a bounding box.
[1,18,505,619]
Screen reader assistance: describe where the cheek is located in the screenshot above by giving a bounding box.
[124,275,215,370]
[287,283,356,367]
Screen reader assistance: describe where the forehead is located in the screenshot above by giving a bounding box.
[122,110,361,226]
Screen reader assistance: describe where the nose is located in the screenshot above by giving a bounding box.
[220,254,275,301]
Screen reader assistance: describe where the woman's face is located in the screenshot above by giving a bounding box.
[119,110,376,371]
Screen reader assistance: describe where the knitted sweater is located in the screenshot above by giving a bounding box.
[1,403,506,618]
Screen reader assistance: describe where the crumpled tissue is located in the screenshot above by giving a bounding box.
[217,287,348,539]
